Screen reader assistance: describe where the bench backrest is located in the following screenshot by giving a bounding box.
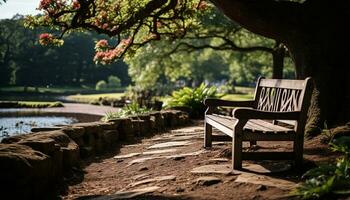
[253,77,313,113]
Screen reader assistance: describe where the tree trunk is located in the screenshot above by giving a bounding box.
[211,0,350,129]
[272,42,285,79]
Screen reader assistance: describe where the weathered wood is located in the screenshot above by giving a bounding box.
[204,77,313,170]
[206,115,294,134]
[204,123,212,148]
[259,79,306,90]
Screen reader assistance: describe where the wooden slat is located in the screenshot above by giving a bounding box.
[259,79,306,90]
[206,115,294,135]
[277,120,296,127]
[248,120,293,133]
[242,152,295,160]
[206,115,234,136]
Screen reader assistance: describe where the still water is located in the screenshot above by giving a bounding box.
[0,116,77,140]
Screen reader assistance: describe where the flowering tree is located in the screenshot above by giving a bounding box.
[26,0,209,64]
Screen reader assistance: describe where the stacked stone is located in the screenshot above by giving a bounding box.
[0,110,189,199]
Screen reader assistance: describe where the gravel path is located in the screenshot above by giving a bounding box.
[0,103,120,116]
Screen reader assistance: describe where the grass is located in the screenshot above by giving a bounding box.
[0,101,64,108]
[0,86,125,94]
[66,93,125,103]
[221,93,254,101]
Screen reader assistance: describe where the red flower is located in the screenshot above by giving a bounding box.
[72,0,80,10]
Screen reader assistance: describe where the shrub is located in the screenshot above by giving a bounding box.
[102,102,151,121]
[108,75,121,88]
[164,83,220,118]
[95,80,107,91]
[292,136,350,199]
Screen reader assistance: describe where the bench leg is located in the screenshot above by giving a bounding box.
[204,122,212,148]
[232,134,242,170]
[294,136,304,169]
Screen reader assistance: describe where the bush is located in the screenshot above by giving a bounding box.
[108,75,121,88]
[95,80,107,91]
[102,102,151,121]
[292,136,350,199]
[164,83,220,118]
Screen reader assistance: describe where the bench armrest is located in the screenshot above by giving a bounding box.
[204,98,255,108]
[232,108,300,120]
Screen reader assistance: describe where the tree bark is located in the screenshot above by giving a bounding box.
[211,0,350,128]
[272,42,285,79]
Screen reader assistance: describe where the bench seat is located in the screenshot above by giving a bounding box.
[206,114,295,141]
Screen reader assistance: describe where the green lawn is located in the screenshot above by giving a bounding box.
[221,93,254,101]
[66,93,125,103]
[0,86,125,94]
[0,101,64,108]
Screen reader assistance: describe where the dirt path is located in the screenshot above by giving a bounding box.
[0,103,119,116]
[62,121,336,200]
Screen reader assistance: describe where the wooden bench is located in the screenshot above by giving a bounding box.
[204,77,313,170]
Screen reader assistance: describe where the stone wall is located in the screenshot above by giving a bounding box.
[0,110,189,199]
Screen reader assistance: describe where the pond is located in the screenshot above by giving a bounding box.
[0,109,102,141]
[0,116,77,140]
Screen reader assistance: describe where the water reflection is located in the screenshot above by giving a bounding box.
[0,116,77,140]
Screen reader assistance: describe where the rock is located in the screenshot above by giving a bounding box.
[208,158,230,163]
[138,115,152,136]
[114,153,140,159]
[31,127,62,132]
[80,146,94,158]
[191,164,232,175]
[242,163,292,174]
[147,141,192,149]
[62,126,85,139]
[165,150,205,159]
[176,187,185,193]
[0,144,56,199]
[92,186,161,200]
[142,148,178,155]
[128,175,176,188]
[256,185,267,191]
[102,130,119,149]
[98,122,119,130]
[128,156,163,165]
[234,172,296,190]
[61,141,80,169]
[173,156,185,161]
[138,166,149,171]
[196,176,222,186]
[117,118,134,141]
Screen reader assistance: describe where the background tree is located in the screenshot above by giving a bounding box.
[0,16,131,88]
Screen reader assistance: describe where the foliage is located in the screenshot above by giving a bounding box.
[164,83,220,118]
[95,80,108,91]
[66,93,125,103]
[0,101,63,108]
[292,136,350,199]
[107,75,121,88]
[26,0,207,64]
[0,17,131,87]
[102,102,151,121]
